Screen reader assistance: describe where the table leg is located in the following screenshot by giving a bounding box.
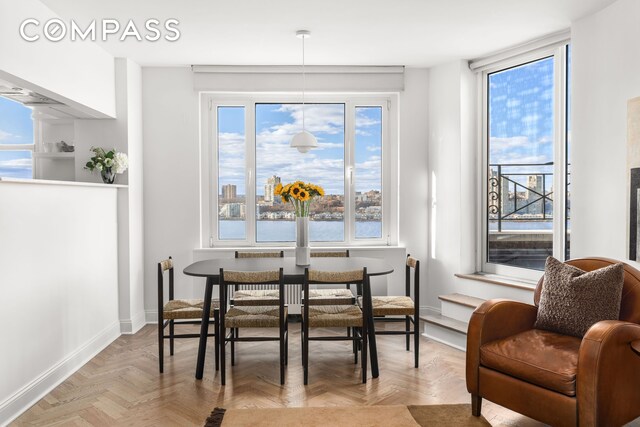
[364,275,379,378]
[195,277,214,380]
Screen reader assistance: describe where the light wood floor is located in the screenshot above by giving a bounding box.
[8,322,578,426]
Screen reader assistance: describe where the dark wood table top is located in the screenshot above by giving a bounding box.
[183,256,394,282]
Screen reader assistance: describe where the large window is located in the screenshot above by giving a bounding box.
[0,96,33,179]
[483,44,570,274]
[205,95,395,247]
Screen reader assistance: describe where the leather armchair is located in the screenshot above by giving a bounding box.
[466,258,640,427]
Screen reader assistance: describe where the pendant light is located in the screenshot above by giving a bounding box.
[290,30,318,153]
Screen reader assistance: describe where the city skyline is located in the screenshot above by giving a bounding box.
[218,173,382,224]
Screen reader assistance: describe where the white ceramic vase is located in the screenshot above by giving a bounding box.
[295,216,310,266]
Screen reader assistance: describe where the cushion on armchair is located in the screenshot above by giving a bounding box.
[480,329,581,396]
[535,256,624,337]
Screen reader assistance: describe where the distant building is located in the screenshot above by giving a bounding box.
[220,202,242,218]
[222,184,237,200]
[526,175,543,215]
[264,175,281,204]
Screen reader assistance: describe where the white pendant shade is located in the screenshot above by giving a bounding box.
[291,130,318,153]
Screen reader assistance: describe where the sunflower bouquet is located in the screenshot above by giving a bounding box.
[275,181,325,217]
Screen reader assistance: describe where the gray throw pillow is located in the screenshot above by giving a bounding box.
[535,257,624,337]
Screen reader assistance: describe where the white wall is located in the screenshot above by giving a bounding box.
[426,60,480,311]
[0,0,115,118]
[0,181,121,425]
[398,68,430,307]
[125,60,146,333]
[571,0,640,265]
[74,59,146,333]
[142,68,202,314]
[141,67,430,317]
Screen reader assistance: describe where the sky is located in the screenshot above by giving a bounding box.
[0,96,33,179]
[489,56,554,176]
[217,103,382,196]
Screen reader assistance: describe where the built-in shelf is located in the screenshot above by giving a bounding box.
[33,152,75,159]
[0,177,127,189]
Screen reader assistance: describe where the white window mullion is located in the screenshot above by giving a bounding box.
[203,96,214,246]
[246,102,257,245]
[345,101,355,245]
[552,46,568,261]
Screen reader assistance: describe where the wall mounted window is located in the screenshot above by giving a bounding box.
[0,96,33,179]
[479,42,570,276]
[202,94,396,247]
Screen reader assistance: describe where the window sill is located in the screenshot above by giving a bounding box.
[454,272,539,291]
[195,245,405,253]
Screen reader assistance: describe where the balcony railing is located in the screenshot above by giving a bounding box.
[488,162,554,233]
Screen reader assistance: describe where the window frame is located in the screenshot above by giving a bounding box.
[479,43,570,280]
[200,92,398,248]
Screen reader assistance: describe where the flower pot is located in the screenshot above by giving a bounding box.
[295,216,310,266]
[101,168,116,184]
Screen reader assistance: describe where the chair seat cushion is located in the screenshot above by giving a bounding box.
[163,299,219,320]
[304,305,363,327]
[306,288,355,305]
[232,289,280,306]
[225,306,287,328]
[480,329,581,396]
[358,296,415,315]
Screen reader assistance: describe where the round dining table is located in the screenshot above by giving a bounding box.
[184,256,394,381]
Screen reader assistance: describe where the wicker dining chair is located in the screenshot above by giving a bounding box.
[219,268,288,385]
[302,268,369,385]
[231,251,284,306]
[358,255,420,367]
[157,257,219,373]
[304,250,355,305]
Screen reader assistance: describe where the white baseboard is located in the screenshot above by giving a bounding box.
[146,309,158,324]
[0,321,121,426]
[120,311,147,334]
[420,305,441,316]
[423,332,466,352]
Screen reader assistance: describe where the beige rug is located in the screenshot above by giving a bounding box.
[204,404,491,426]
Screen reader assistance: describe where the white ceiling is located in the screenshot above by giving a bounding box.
[41,0,615,67]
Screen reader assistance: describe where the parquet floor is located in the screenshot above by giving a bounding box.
[7,322,578,426]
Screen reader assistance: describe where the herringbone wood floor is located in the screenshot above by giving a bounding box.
[9,322,565,426]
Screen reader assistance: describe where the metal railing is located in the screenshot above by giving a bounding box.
[488,162,554,233]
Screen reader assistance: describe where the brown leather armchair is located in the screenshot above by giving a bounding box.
[466,258,640,427]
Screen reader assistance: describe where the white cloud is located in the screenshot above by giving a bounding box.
[366,145,381,152]
[489,136,553,166]
[218,132,247,191]
[0,158,31,168]
[354,155,382,192]
[0,157,32,178]
[0,129,14,141]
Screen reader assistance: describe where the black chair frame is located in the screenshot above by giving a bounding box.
[301,268,370,385]
[218,268,288,385]
[367,254,420,368]
[157,256,219,373]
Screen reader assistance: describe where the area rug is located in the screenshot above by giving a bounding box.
[204,404,490,426]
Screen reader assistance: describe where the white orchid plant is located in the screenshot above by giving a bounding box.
[84,147,128,175]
